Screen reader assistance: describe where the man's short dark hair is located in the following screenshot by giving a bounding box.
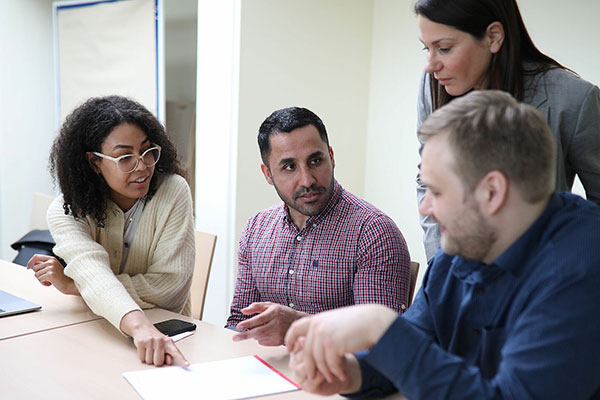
[258,107,329,166]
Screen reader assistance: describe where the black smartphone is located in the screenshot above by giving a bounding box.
[153,319,197,337]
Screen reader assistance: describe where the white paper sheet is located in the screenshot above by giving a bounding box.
[123,355,299,400]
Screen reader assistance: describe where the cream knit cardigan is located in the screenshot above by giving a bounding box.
[47,174,195,330]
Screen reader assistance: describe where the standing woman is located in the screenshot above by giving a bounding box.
[28,96,195,367]
[415,0,600,260]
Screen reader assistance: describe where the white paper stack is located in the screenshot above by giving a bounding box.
[123,355,299,400]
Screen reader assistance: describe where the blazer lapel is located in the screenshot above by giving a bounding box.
[523,71,550,125]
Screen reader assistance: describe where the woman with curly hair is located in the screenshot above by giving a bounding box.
[27,95,194,367]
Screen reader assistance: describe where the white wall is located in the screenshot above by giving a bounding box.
[519,0,600,83]
[195,0,241,325]
[364,0,426,277]
[0,0,56,261]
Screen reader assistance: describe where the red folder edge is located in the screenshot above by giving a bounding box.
[253,355,301,389]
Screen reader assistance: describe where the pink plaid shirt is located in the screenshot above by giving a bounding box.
[226,181,410,327]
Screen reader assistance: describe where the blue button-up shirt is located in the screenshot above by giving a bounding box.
[355,192,600,399]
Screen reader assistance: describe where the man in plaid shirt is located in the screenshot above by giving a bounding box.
[226,107,411,346]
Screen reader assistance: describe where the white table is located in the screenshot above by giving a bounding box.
[0,259,100,340]
[1,308,350,399]
[0,259,404,399]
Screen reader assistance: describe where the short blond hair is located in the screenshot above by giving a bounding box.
[419,90,555,202]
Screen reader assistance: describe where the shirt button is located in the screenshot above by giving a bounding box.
[312,223,317,228]
[289,302,294,308]
[288,269,294,275]
[296,235,303,241]
[401,304,406,310]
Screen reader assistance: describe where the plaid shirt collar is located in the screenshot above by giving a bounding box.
[280,179,342,231]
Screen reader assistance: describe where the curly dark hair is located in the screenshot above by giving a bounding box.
[49,95,184,224]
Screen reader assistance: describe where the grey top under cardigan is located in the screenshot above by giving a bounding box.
[416,66,600,260]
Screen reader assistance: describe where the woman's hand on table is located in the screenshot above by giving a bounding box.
[120,310,190,368]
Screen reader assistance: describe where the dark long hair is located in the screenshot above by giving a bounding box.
[49,95,184,224]
[414,0,566,110]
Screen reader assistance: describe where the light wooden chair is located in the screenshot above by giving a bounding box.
[408,261,420,308]
[190,230,217,320]
[30,192,56,230]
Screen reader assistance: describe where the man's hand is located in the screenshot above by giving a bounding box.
[120,310,190,367]
[233,302,307,346]
[27,254,79,295]
[285,304,397,383]
[290,336,362,396]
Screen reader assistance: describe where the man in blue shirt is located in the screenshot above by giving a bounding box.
[284,90,600,399]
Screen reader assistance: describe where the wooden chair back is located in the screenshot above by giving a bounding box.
[30,193,55,230]
[408,261,420,307]
[190,231,217,320]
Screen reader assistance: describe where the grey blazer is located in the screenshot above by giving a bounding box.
[416,67,600,260]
